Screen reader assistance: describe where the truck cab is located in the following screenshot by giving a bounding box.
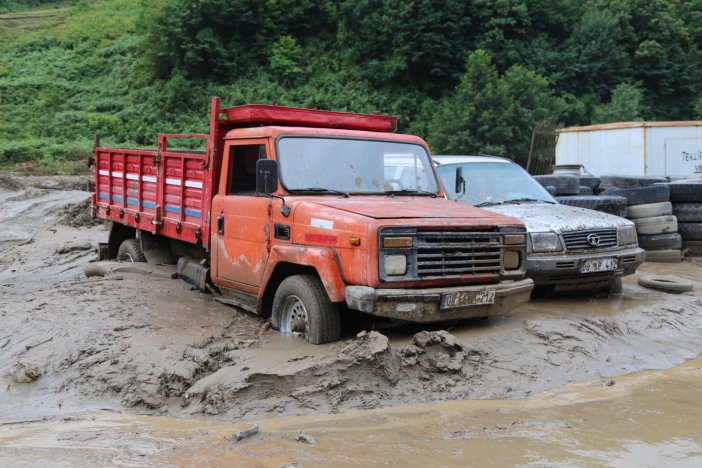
[93,99,534,343]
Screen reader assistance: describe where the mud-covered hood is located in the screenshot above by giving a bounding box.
[483,203,633,233]
[314,197,512,220]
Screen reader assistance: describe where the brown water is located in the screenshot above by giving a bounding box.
[2,355,701,467]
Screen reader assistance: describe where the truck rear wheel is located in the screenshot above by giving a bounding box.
[117,239,146,262]
[271,275,341,345]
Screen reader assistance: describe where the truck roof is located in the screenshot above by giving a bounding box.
[220,104,398,133]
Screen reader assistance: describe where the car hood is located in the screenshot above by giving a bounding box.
[483,203,633,233]
[314,197,513,220]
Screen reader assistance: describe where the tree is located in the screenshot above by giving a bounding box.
[591,83,645,123]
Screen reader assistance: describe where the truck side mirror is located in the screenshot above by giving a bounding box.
[256,159,279,194]
[455,166,466,194]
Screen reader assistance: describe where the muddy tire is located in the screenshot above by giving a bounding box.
[683,240,702,256]
[579,185,593,195]
[271,275,341,345]
[578,176,601,191]
[602,185,670,206]
[599,175,667,190]
[626,201,672,219]
[637,275,693,293]
[672,203,702,222]
[632,215,678,235]
[607,278,623,294]
[667,181,702,203]
[533,175,580,195]
[678,222,702,240]
[117,239,146,262]
[637,232,682,251]
[644,249,684,263]
[555,195,628,217]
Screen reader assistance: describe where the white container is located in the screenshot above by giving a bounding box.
[555,122,702,177]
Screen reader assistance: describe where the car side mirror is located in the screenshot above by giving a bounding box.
[455,166,466,194]
[256,159,279,194]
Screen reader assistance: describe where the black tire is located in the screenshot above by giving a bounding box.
[117,239,146,262]
[599,175,668,190]
[644,249,684,263]
[637,275,693,293]
[579,185,593,195]
[602,185,670,206]
[683,240,702,256]
[632,215,678,235]
[555,195,628,217]
[533,175,580,195]
[672,203,702,222]
[678,222,702,240]
[626,201,672,219]
[578,176,601,191]
[637,232,682,251]
[271,275,341,345]
[667,181,702,203]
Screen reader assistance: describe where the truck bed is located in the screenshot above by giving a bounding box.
[93,143,211,248]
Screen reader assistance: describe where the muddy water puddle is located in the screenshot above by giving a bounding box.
[2,355,701,467]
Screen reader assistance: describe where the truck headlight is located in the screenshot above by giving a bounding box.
[384,254,407,276]
[529,232,563,253]
[618,225,638,246]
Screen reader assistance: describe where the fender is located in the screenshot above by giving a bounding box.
[260,244,347,303]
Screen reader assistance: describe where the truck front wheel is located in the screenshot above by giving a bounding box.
[117,239,146,262]
[271,275,341,345]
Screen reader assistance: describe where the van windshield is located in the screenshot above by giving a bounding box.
[277,137,439,195]
[437,161,556,206]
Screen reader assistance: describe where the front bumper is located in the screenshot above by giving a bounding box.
[345,279,534,322]
[527,246,645,286]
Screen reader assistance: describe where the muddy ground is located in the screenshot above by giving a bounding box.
[1,174,702,425]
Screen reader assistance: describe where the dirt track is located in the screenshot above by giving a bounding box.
[1,174,702,424]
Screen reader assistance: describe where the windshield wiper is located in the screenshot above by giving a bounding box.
[384,189,438,198]
[474,200,504,207]
[289,187,350,197]
[504,197,556,204]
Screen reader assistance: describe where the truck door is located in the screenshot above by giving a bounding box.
[211,140,272,292]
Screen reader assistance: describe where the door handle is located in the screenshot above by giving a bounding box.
[217,215,224,235]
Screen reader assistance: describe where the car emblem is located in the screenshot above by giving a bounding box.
[586,233,601,246]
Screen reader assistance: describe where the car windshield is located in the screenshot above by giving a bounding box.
[436,161,557,206]
[277,137,439,194]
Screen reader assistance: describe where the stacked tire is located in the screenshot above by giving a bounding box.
[603,183,682,262]
[534,174,629,217]
[668,180,702,256]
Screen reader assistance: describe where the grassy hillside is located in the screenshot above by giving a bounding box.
[1,0,701,174]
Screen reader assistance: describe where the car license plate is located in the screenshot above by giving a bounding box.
[579,258,618,273]
[440,289,496,310]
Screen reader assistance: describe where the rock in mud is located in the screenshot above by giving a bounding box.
[57,198,102,228]
[0,175,24,191]
[408,331,467,373]
[295,432,316,444]
[56,242,93,255]
[12,363,41,383]
[232,422,259,442]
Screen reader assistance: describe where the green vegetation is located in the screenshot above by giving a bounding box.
[1,0,702,172]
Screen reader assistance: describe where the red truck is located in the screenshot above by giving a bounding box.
[92,98,533,343]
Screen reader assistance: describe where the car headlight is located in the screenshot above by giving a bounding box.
[384,254,407,276]
[529,232,563,253]
[618,225,638,246]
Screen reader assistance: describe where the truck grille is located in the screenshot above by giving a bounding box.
[561,229,618,251]
[416,230,502,278]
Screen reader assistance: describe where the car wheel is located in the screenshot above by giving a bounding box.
[672,203,702,222]
[667,181,702,203]
[555,195,628,217]
[533,175,580,195]
[117,239,146,262]
[678,222,702,240]
[271,275,341,345]
[599,175,668,190]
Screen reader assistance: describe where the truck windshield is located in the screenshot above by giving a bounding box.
[437,162,557,206]
[277,137,439,194]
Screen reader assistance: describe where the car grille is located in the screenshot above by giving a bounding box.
[561,228,618,250]
[416,230,502,278]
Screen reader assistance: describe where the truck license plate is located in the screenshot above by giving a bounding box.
[440,289,496,310]
[579,258,618,273]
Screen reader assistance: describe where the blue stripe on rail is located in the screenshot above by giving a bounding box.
[126,197,139,206]
[164,205,201,218]
[99,192,109,200]
[142,201,156,209]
